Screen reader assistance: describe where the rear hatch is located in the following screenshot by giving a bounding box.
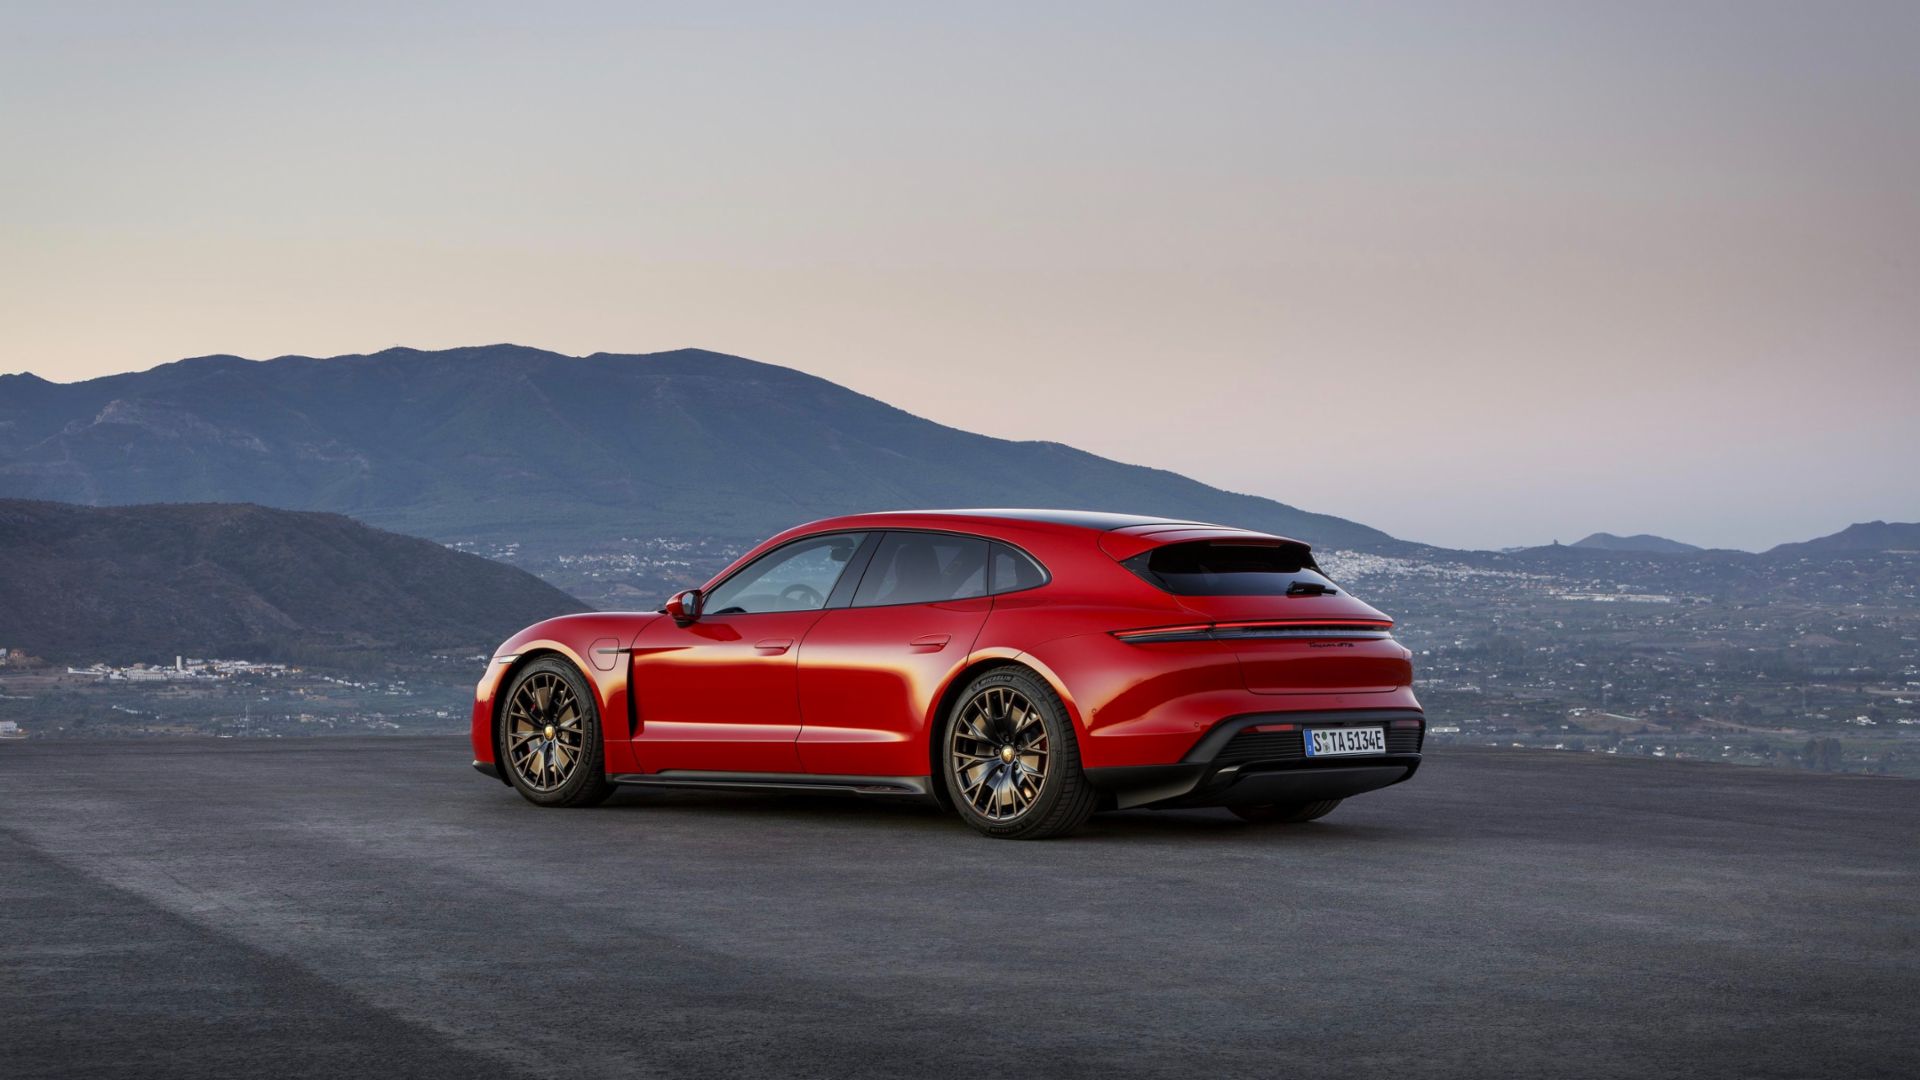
[1103,526,1410,695]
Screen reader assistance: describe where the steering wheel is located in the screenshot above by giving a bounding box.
[780,582,825,608]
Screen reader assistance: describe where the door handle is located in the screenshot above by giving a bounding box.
[754,638,794,654]
[908,634,951,650]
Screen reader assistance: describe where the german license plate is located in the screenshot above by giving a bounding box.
[1304,726,1385,757]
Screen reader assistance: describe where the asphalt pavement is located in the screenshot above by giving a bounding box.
[1,738,1914,1079]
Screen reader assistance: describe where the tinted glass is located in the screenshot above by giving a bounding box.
[1124,541,1336,597]
[704,532,866,614]
[852,533,989,607]
[989,543,1048,594]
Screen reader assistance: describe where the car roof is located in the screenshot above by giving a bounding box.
[863,508,1214,530]
[711,509,1309,590]
[786,509,1303,547]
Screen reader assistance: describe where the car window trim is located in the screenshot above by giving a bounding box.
[987,540,1052,597]
[838,529,1048,610]
[848,529,989,610]
[826,532,884,609]
[699,530,872,617]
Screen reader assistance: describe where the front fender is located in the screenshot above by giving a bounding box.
[471,613,660,776]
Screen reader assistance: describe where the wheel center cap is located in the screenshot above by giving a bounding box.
[1000,745,1015,763]
[544,724,556,739]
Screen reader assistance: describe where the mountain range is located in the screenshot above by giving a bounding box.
[0,500,585,665]
[1569,532,1704,555]
[1766,520,1920,556]
[1535,524,1920,558]
[1,345,1908,566]
[0,344,1405,553]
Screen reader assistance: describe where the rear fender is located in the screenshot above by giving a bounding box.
[955,645,1090,747]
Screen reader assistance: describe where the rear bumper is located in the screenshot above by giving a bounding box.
[1084,709,1423,810]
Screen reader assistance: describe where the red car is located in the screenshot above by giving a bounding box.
[471,510,1423,839]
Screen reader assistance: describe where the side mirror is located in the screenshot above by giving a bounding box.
[664,588,704,626]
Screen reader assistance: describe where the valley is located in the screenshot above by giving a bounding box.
[2,345,1914,778]
[363,534,1920,779]
[1333,547,1920,777]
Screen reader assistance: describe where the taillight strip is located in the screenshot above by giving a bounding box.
[1215,619,1390,629]
[1215,626,1392,641]
[1112,620,1394,644]
[1110,624,1215,643]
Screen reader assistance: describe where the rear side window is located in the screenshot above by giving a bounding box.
[1122,541,1336,597]
[853,533,989,607]
[989,543,1048,594]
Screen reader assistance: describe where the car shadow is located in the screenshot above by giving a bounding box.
[588,786,1396,843]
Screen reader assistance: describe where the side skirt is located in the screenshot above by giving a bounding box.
[609,771,936,800]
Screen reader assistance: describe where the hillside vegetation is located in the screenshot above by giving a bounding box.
[0,500,586,665]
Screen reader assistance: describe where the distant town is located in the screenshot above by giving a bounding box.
[1320,547,1920,777]
[63,655,291,682]
[0,646,463,739]
[4,542,1916,779]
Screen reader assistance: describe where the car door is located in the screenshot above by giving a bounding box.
[630,531,869,773]
[796,531,993,776]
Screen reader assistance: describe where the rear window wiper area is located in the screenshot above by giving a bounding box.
[1121,541,1342,598]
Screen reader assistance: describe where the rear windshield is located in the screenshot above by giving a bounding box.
[1122,541,1337,597]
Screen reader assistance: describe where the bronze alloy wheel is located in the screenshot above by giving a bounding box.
[504,669,586,792]
[949,684,1051,821]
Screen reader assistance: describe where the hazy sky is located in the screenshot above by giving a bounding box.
[3,2,1916,550]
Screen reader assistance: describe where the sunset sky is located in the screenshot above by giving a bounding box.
[3,2,1915,550]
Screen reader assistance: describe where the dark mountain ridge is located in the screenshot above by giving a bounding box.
[1569,532,1703,554]
[1523,522,1917,560]
[0,345,1407,552]
[1767,520,1920,556]
[0,499,587,665]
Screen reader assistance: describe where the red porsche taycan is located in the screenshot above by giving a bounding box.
[471,510,1423,839]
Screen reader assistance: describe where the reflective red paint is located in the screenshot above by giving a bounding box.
[472,510,1423,824]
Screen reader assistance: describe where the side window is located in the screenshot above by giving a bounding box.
[852,533,989,607]
[704,532,867,615]
[989,543,1048,595]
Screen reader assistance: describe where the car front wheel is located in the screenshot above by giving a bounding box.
[497,657,614,808]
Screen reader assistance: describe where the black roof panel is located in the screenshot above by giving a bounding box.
[878,509,1217,531]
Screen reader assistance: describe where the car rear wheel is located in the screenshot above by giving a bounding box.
[498,657,613,808]
[942,668,1096,840]
[1229,798,1342,824]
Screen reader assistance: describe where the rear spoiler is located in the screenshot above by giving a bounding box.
[1097,524,1314,564]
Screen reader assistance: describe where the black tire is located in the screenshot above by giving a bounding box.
[497,657,614,808]
[1229,798,1342,824]
[941,667,1097,840]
